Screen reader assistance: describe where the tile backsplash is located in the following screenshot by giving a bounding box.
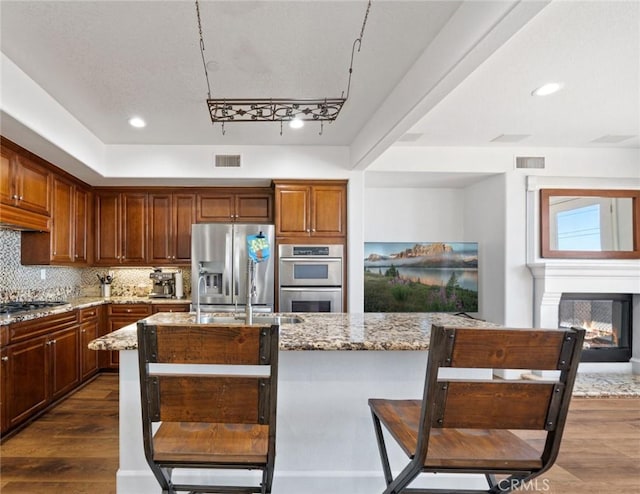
[0,229,191,302]
[0,229,82,302]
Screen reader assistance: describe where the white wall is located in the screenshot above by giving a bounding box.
[464,174,506,324]
[360,187,470,313]
[364,188,464,242]
[104,145,351,185]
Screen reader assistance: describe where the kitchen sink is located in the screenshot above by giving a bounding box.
[195,314,302,325]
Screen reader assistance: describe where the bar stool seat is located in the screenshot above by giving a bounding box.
[153,422,269,464]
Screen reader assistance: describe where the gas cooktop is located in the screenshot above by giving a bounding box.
[0,301,69,317]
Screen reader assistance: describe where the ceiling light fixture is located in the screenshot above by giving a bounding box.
[128,116,146,128]
[531,82,563,96]
[289,118,304,130]
[194,0,371,136]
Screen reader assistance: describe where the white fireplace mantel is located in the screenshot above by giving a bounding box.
[528,259,640,374]
[528,260,640,296]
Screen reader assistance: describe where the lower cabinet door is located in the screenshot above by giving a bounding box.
[5,336,49,430]
[80,321,99,380]
[50,327,80,401]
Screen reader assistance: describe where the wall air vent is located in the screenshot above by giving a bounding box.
[215,154,241,168]
[515,156,545,169]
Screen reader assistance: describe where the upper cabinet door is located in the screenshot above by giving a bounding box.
[311,185,346,237]
[50,177,74,263]
[74,187,90,264]
[120,193,147,264]
[173,194,196,263]
[15,156,50,216]
[95,192,121,265]
[197,193,235,222]
[148,193,173,264]
[0,146,16,206]
[275,185,310,236]
[235,193,273,223]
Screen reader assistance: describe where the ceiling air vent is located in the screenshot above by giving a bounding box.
[215,154,241,168]
[515,156,545,169]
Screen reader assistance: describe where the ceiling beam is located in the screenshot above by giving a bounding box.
[349,0,550,171]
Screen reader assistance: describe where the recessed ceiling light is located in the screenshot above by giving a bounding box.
[128,116,146,128]
[289,118,304,129]
[531,82,563,96]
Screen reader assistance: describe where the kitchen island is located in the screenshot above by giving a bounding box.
[89,312,500,494]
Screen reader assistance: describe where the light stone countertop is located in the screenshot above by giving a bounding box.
[0,296,191,326]
[88,311,500,352]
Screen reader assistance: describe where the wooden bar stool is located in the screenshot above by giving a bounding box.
[137,321,279,494]
[369,325,584,494]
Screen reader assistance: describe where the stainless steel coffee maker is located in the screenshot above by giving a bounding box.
[149,269,176,298]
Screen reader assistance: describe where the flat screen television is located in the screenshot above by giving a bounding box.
[364,242,478,313]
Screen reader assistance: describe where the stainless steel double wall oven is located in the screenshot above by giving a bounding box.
[278,244,343,312]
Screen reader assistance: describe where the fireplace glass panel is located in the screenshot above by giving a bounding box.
[559,293,632,362]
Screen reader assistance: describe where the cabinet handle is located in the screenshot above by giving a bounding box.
[19,195,23,200]
[81,329,86,333]
[12,194,17,200]
[126,309,132,313]
[1,356,8,362]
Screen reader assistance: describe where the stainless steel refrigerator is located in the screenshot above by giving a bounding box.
[191,223,275,312]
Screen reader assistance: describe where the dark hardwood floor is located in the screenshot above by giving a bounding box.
[1,374,119,494]
[0,374,638,493]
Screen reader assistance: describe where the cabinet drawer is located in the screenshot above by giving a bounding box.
[152,303,190,314]
[108,304,152,317]
[10,311,77,344]
[79,306,100,322]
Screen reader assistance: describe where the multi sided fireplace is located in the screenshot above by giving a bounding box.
[559,293,632,362]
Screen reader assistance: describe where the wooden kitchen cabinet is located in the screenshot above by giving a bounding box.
[49,325,80,401]
[79,306,102,381]
[104,304,152,369]
[95,191,147,265]
[274,180,347,238]
[21,176,92,266]
[74,186,90,263]
[3,335,49,432]
[50,176,74,262]
[0,347,7,433]
[196,188,273,223]
[151,303,190,313]
[0,139,51,231]
[148,193,196,265]
[1,311,80,434]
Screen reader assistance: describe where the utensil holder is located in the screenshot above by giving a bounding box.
[101,284,111,298]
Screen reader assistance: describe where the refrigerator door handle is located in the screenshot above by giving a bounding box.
[233,229,240,298]
[225,231,232,297]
